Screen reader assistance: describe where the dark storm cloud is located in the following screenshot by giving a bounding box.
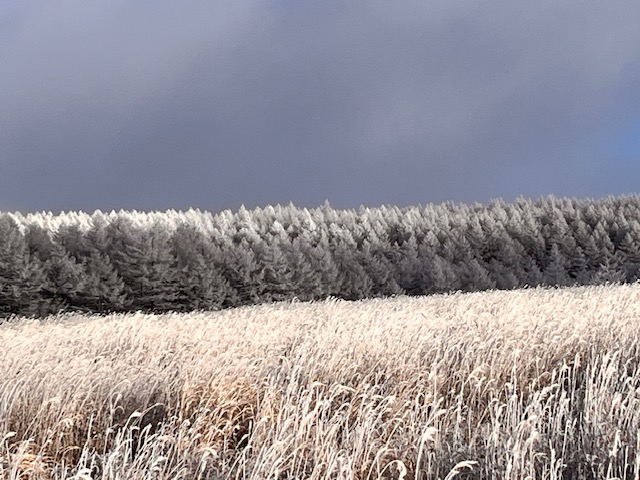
[2,1,640,213]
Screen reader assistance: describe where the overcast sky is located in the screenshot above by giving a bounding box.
[1,1,639,213]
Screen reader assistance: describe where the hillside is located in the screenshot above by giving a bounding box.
[2,284,640,479]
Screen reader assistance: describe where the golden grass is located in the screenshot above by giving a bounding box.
[2,284,640,479]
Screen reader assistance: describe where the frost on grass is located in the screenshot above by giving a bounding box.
[2,284,640,479]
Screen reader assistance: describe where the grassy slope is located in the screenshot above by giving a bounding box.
[1,284,640,479]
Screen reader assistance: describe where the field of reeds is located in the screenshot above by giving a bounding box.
[2,284,640,479]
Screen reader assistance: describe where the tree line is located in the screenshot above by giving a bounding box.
[1,195,639,318]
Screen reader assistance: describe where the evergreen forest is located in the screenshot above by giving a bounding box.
[2,195,640,318]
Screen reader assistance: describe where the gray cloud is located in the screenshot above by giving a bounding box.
[2,1,639,212]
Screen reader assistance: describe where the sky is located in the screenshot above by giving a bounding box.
[1,1,639,214]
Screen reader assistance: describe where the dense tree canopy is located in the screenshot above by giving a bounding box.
[2,195,640,317]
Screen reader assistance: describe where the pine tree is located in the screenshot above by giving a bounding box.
[170,224,231,311]
[618,232,640,282]
[16,223,80,315]
[487,258,520,289]
[0,215,44,316]
[483,230,525,288]
[254,240,293,303]
[57,224,91,261]
[333,247,373,300]
[362,248,404,297]
[105,218,177,312]
[77,251,128,313]
[424,255,458,294]
[567,246,591,284]
[285,238,325,302]
[543,243,571,286]
[218,238,265,306]
[24,223,56,262]
[394,238,424,295]
[519,255,545,287]
[0,215,23,314]
[457,259,496,292]
[582,235,605,271]
[305,243,341,297]
[592,252,627,284]
[42,243,86,313]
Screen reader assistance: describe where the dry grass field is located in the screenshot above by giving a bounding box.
[2,284,640,479]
